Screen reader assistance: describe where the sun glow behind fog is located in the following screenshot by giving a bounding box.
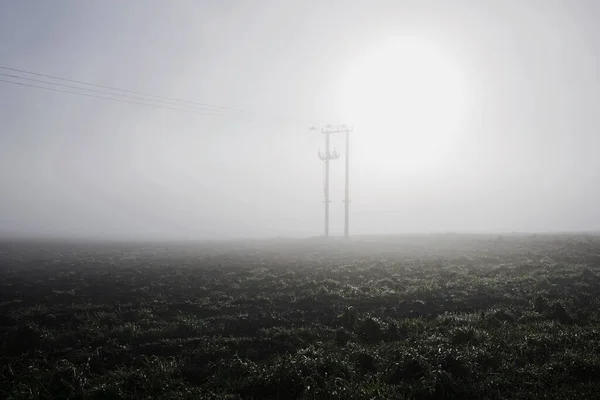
[337,35,471,176]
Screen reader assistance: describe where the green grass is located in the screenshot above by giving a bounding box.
[1,234,600,399]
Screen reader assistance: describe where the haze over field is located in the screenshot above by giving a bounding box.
[2,0,600,240]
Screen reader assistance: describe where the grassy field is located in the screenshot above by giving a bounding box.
[1,234,600,399]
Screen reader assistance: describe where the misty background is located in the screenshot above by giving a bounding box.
[1,0,600,240]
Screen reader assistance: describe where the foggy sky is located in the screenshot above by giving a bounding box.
[1,0,600,240]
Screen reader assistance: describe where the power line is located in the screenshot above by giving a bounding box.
[0,65,317,128]
[0,79,229,116]
[0,78,315,127]
[0,72,243,115]
[0,65,239,112]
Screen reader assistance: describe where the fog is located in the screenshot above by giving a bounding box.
[1,0,600,240]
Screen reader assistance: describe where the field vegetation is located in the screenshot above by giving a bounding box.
[1,234,600,399]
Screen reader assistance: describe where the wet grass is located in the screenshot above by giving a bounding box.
[1,234,600,399]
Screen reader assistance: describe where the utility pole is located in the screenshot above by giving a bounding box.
[315,125,339,237]
[316,124,353,238]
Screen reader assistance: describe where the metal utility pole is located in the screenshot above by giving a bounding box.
[317,124,353,238]
[316,125,339,237]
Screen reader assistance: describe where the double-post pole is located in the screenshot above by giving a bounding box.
[317,125,352,238]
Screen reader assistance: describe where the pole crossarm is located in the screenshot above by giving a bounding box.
[321,125,354,135]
